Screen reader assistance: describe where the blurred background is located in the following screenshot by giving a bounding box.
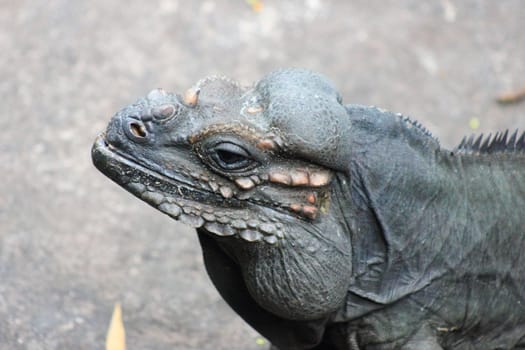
[1,1,524,349]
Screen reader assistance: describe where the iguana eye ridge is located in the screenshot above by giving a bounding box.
[209,142,256,171]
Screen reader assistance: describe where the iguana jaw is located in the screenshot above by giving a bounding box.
[92,133,237,206]
[92,133,287,244]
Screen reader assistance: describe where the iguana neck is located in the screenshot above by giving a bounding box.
[343,106,525,310]
[343,105,445,304]
[440,150,525,250]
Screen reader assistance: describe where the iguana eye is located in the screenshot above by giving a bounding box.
[209,142,257,171]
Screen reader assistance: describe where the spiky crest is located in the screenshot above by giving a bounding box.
[398,114,435,139]
[455,129,525,154]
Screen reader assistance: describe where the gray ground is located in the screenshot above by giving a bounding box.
[1,1,524,349]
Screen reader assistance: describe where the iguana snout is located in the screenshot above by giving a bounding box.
[104,88,183,149]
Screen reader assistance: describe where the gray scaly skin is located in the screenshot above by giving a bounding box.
[92,68,525,349]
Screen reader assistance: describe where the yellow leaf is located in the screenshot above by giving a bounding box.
[106,303,126,350]
[246,0,264,12]
[255,337,267,345]
[468,117,480,130]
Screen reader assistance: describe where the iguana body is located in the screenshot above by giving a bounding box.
[92,69,525,349]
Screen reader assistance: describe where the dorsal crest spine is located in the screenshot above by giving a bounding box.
[455,129,525,154]
[399,115,434,138]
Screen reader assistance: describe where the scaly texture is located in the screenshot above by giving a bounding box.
[92,68,525,350]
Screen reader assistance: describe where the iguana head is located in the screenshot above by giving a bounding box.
[92,69,353,320]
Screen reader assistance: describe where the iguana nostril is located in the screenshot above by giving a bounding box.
[128,121,147,138]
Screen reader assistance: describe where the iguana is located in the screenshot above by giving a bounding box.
[92,68,525,349]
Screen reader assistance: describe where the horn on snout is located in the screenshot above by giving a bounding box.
[183,87,200,107]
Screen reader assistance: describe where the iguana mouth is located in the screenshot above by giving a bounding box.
[92,133,235,205]
[92,134,284,244]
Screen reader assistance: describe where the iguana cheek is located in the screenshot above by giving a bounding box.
[234,177,256,189]
[266,168,332,187]
[231,166,333,221]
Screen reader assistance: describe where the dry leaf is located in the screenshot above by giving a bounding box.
[468,117,480,130]
[496,88,525,104]
[106,303,126,350]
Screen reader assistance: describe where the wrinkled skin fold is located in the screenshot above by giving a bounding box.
[92,68,525,349]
